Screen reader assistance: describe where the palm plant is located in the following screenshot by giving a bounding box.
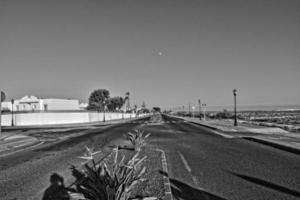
[126,130,151,152]
[71,147,148,200]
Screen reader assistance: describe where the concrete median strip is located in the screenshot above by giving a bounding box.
[156,149,173,200]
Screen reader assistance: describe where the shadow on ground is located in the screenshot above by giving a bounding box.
[170,179,227,200]
[159,170,227,200]
[42,173,73,200]
[229,171,300,198]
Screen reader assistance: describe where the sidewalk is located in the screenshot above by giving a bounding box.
[175,116,300,154]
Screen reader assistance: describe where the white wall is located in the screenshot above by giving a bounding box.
[1,112,149,126]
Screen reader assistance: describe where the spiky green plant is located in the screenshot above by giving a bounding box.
[127,130,151,152]
[71,147,148,200]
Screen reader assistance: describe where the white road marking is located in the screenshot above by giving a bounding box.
[0,138,35,147]
[0,139,38,152]
[0,141,44,158]
[192,176,200,186]
[178,151,191,173]
[177,151,202,188]
[12,140,37,148]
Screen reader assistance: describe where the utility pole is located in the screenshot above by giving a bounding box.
[189,103,191,117]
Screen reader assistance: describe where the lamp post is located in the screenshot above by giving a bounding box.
[11,99,14,126]
[198,99,201,120]
[103,99,106,122]
[202,103,206,121]
[233,89,238,126]
[0,91,6,138]
[192,106,195,119]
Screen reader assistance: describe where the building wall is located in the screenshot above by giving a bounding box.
[1,97,80,111]
[41,99,79,111]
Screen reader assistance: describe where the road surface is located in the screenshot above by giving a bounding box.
[0,115,299,200]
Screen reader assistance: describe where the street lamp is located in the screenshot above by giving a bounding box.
[198,99,201,120]
[192,106,195,119]
[202,103,206,121]
[233,89,238,126]
[11,99,14,126]
[102,99,106,122]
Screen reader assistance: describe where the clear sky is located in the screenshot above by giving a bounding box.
[0,0,299,109]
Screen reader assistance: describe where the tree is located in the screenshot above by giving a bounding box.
[134,104,138,112]
[141,101,146,109]
[152,107,161,113]
[87,89,110,111]
[107,96,124,111]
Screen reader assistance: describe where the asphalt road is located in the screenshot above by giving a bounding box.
[0,118,149,200]
[146,115,300,200]
[1,114,300,200]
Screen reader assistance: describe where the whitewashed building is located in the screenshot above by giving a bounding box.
[1,95,80,111]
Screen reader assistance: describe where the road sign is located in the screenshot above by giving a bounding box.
[1,91,6,102]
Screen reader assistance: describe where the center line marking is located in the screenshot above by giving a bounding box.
[178,151,191,173]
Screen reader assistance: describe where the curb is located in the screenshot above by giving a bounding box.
[189,121,220,131]
[243,137,300,155]
[166,115,234,138]
[156,149,173,200]
[165,115,221,131]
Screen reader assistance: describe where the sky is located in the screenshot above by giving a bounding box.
[0,0,299,109]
